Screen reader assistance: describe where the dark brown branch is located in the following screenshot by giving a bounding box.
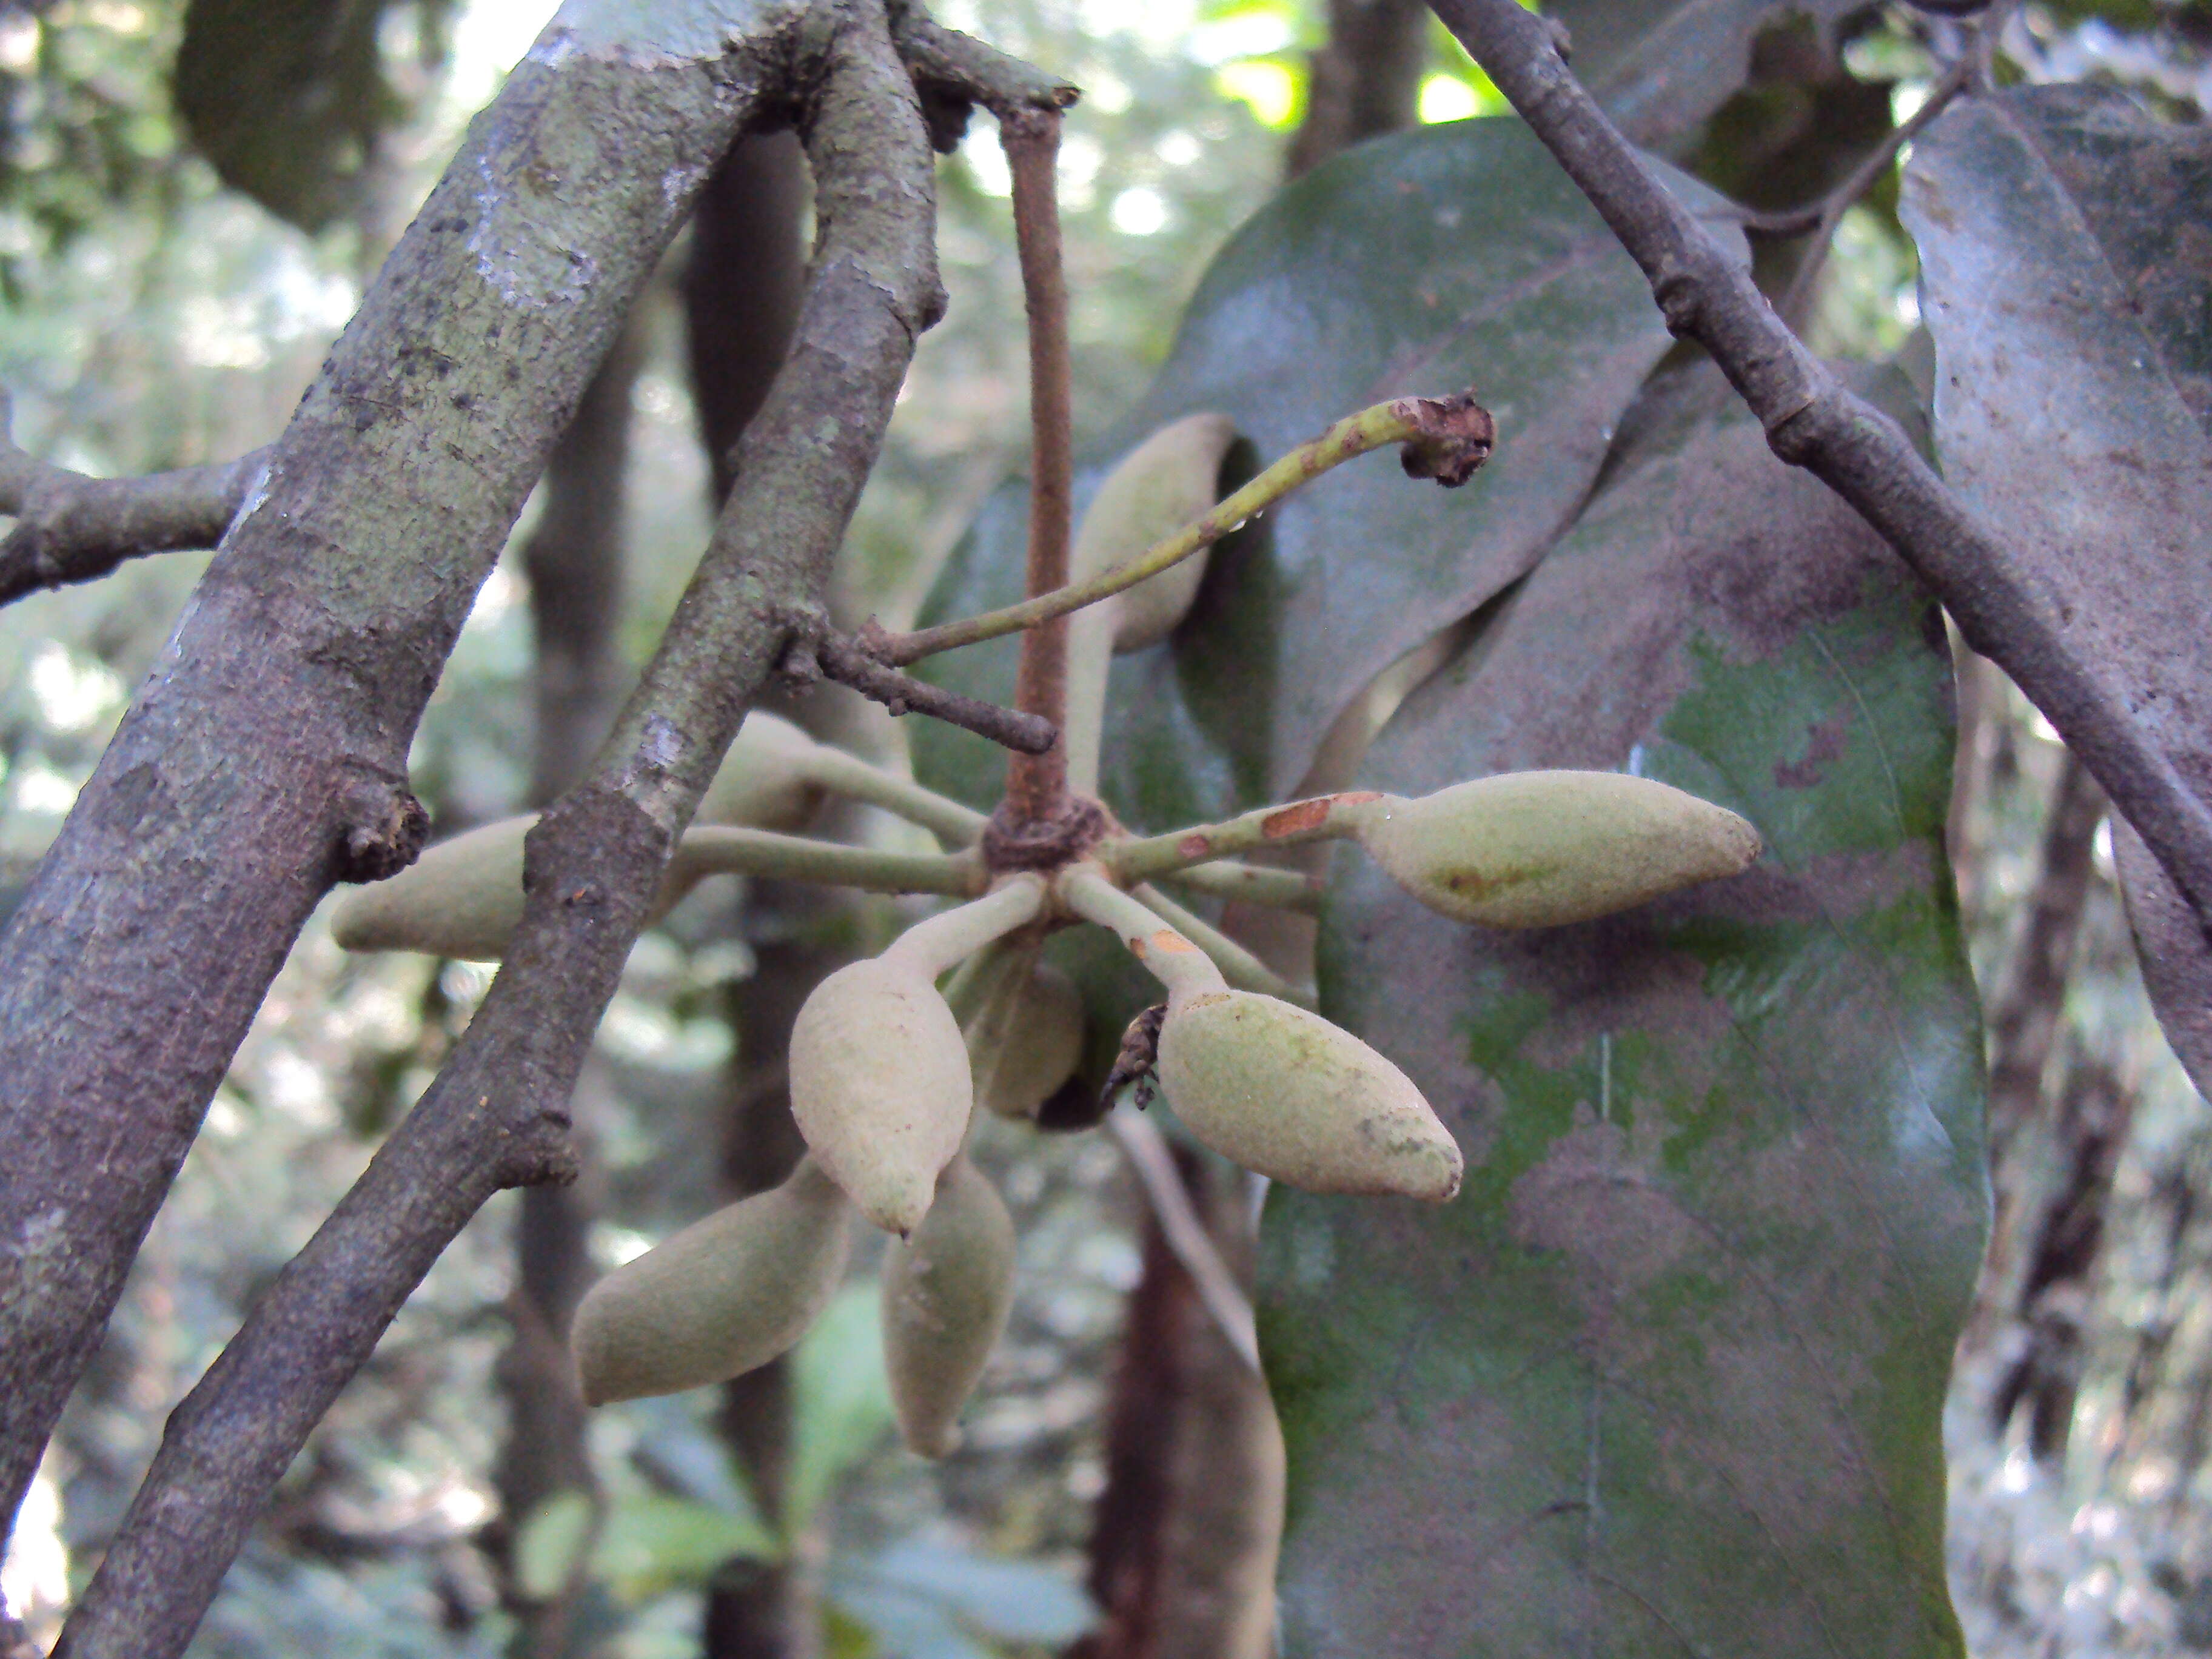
[48,8,943,1657]
[0,401,268,605]
[0,10,791,1556]
[1000,104,1074,823]
[888,0,1076,147]
[1426,0,2212,934]
[813,628,1056,752]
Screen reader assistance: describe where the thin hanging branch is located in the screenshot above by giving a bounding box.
[1000,103,1078,824]
[50,8,953,1655]
[1746,17,1999,326]
[1424,0,2212,934]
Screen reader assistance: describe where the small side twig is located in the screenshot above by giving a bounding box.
[888,0,1077,148]
[810,628,1056,754]
[0,394,269,606]
[1107,1108,1263,1375]
[1769,27,1992,325]
[1000,103,1076,825]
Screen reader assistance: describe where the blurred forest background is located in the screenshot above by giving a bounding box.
[0,0,2210,1654]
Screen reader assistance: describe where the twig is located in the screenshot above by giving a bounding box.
[1157,859,1322,914]
[1107,791,1381,885]
[1000,104,1076,824]
[0,395,268,606]
[888,0,1077,148]
[811,628,1055,753]
[674,826,980,896]
[871,394,1493,668]
[53,10,944,1655]
[802,744,989,845]
[1772,32,1990,326]
[1424,0,2212,933]
[1106,1110,1263,1375]
[1134,882,1314,1008]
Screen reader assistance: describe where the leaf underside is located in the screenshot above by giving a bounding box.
[1263,366,1986,1658]
[1903,84,2212,1098]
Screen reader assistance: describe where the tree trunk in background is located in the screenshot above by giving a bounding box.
[1965,751,2107,1362]
[688,132,809,506]
[1991,1031,2140,1460]
[1070,1148,1282,1659]
[493,312,647,1657]
[684,130,811,1659]
[1285,0,1427,178]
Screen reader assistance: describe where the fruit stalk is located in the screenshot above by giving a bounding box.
[1000,104,1076,825]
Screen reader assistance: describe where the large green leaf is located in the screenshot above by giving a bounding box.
[1902,85,2212,1098]
[913,116,1714,819]
[1546,0,1869,150]
[1261,367,1985,1656]
[173,0,454,232]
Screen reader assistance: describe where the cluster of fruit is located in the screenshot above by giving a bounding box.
[334,413,1760,1458]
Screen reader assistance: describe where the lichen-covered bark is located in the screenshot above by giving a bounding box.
[48,7,939,1654]
[0,0,800,1574]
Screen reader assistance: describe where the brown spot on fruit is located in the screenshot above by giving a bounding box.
[1178,833,1212,859]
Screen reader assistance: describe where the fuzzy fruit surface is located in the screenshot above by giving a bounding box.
[1070,411,1239,651]
[1156,989,1462,1202]
[882,1156,1018,1458]
[571,1159,851,1406]
[1357,771,1760,928]
[789,957,973,1235]
[332,712,829,959]
[971,962,1085,1119]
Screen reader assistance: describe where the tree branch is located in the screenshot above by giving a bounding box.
[888,0,1077,147]
[809,626,1055,752]
[0,400,268,606]
[49,8,945,1656]
[1426,0,2212,933]
[0,4,797,1548]
[1001,103,1076,823]
[1752,25,1992,326]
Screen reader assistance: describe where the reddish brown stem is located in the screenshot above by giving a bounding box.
[1000,105,1073,825]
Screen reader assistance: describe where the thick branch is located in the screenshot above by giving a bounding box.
[0,7,791,1551]
[1426,0,2212,931]
[1001,104,1076,823]
[52,10,942,1657]
[0,412,268,605]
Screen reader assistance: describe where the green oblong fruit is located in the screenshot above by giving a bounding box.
[333,714,834,959]
[1072,412,1238,651]
[571,1158,851,1406]
[1155,988,1461,1201]
[698,711,828,831]
[882,1155,1017,1457]
[1352,771,1760,928]
[790,956,973,1235]
[971,963,1085,1121]
[331,816,531,959]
